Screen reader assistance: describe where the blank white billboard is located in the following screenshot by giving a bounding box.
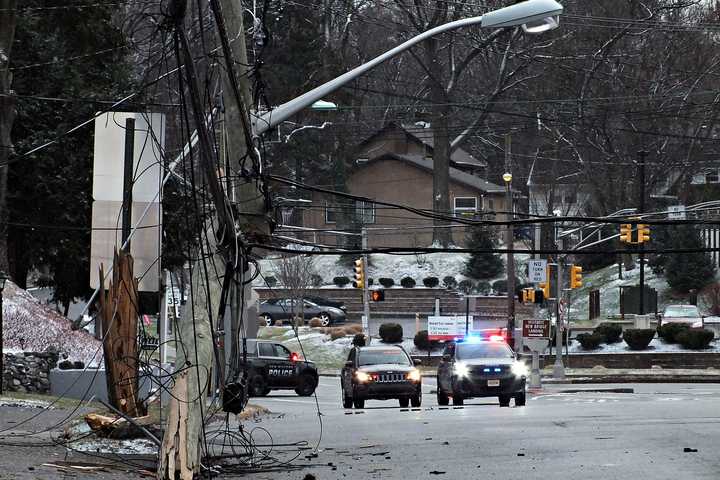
[90,112,165,292]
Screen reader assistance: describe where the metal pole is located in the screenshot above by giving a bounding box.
[122,117,135,249]
[465,296,470,336]
[0,284,3,395]
[553,259,565,379]
[637,150,647,315]
[362,227,370,335]
[504,136,516,349]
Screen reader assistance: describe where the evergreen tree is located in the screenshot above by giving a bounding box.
[8,2,135,314]
[464,227,504,280]
[665,226,716,293]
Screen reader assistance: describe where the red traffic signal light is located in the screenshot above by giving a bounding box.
[370,290,385,302]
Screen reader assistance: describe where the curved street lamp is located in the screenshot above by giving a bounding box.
[252,0,564,135]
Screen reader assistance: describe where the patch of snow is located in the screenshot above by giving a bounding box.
[1,281,102,365]
[0,398,55,409]
[568,338,720,354]
[71,438,158,455]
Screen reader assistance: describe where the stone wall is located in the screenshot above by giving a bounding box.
[2,352,59,393]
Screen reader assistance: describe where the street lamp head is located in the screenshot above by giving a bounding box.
[503,172,513,183]
[521,15,560,34]
[0,271,7,290]
[311,100,338,111]
[481,0,563,30]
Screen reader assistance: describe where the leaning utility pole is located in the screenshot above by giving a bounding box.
[0,0,18,273]
[504,134,516,349]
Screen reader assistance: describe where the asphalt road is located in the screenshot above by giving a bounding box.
[225,379,720,479]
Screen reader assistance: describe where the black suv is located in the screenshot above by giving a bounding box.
[436,340,527,407]
[242,340,318,397]
[340,345,422,409]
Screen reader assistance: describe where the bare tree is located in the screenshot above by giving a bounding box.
[273,253,318,327]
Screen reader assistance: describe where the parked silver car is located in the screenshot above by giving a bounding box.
[259,298,346,326]
[659,305,704,328]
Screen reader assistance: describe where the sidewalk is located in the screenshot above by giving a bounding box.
[319,366,720,383]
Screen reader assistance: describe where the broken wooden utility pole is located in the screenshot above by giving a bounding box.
[0,0,18,273]
[97,249,145,417]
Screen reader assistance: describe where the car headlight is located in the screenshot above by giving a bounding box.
[453,362,470,378]
[355,371,372,383]
[407,369,421,382]
[511,361,529,377]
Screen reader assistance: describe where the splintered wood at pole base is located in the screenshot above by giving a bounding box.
[98,249,146,417]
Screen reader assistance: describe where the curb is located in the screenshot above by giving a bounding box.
[542,375,720,384]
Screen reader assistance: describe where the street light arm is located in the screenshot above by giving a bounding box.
[253,15,482,135]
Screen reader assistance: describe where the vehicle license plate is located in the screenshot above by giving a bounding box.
[487,379,500,387]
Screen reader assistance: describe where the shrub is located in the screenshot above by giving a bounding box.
[493,279,508,294]
[379,278,395,288]
[443,276,457,290]
[345,324,363,334]
[308,318,323,328]
[329,328,346,340]
[58,360,74,370]
[264,276,277,287]
[310,274,323,287]
[352,333,367,347]
[576,333,603,350]
[333,276,350,287]
[475,280,491,295]
[368,278,374,286]
[658,323,691,343]
[73,361,85,370]
[258,317,268,328]
[594,323,623,343]
[458,279,473,293]
[676,329,715,350]
[414,330,440,351]
[400,277,416,288]
[274,320,284,327]
[294,317,305,329]
[423,277,440,288]
[379,323,403,343]
[623,329,656,350]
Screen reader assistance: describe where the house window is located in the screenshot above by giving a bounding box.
[454,197,477,216]
[707,170,720,183]
[325,202,337,224]
[356,201,375,224]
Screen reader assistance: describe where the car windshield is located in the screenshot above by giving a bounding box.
[358,349,410,366]
[456,343,513,360]
[664,306,699,317]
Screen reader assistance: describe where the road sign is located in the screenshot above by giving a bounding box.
[522,318,550,338]
[528,260,547,283]
[668,205,686,220]
[428,316,468,341]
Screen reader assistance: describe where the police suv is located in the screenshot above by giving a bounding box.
[436,337,528,407]
[243,340,318,397]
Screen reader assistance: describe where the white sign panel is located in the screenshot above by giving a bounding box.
[428,316,468,340]
[90,112,166,292]
[668,205,686,220]
[528,260,548,283]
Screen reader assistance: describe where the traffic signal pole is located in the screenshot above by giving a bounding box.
[362,227,370,335]
[553,259,565,379]
[637,150,648,315]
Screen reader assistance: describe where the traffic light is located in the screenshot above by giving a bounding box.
[570,264,583,289]
[370,289,385,302]
[637,224,650,244]
[538,281,550,301]
[620,224,633,244]
[519,288,534,303]
[352,258,365,288]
